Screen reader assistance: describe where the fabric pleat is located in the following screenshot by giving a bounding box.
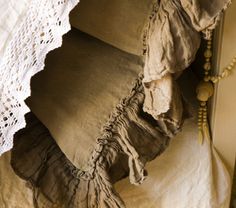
[11,76,178,208]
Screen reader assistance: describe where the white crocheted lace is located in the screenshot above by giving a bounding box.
[0,0,79,156]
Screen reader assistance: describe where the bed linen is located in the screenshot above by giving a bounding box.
[0,0,80,156]
[0,151,34,208]
[26,29,157,171]
[115,115,231,208]
[70,0,231,130]
[0,72,230,208]
[0,0,232,207]
[0,0,30,60]
[10,69,231,208]
[9,114,231,208]
[0,0,231,158]
[70,0,154,56]
[115,71,231,208]
[11,30,178,207]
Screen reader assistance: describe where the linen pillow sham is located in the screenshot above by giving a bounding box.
[26,28,177,176]
[12,108,171,208]
[27,29,143,170]
[70,0,155,56]
[13,30,177,208]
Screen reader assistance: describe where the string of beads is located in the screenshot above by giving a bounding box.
[196,30,236,144]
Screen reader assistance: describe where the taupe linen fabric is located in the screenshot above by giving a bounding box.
[70,0,155,56]
[11,27,186,207]
[0,151,34,208]
[12,86,171,207]
[27,29,143,170]
[10,0,231,207]
[142,0,231,122]
[71,0,231,128]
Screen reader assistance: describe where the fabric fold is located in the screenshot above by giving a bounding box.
[142,0,231,126]
[180,0,232,38]
[11,113,126,208]
[11,75,173,208]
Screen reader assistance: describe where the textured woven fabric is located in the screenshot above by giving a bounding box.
[0,0,80,156]
[27,29,144,170]
[0,0,231,156]
[0,1,232,207]
[0,0,30,60]
[0,151,34,208]
[9,71,231,208]
[70,0,231,132]
[142,0,231,124]
[70,0,155,56]
[12,78,172,207]
[116,118,231,208]
[115,71,231,208]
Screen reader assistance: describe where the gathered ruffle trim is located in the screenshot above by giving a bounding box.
[11,74,171,208]
[82,74,146,185]
[141,0,231,125]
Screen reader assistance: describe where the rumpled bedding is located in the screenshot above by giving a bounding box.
[70,0,231,130]
[11,108,170,208]
[0,72,231,208]
[115,71,231,208]
[11,30,177,207]
[142,0,231,125]
[0,0,232,207]
[0,151,34,208]
[26,29,149,171]
[116,117,231,208]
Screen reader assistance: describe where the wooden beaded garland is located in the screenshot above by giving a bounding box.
[196,29,236,144]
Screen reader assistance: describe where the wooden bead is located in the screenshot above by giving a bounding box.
[207,45,212,49]
[207,41,212,45]
[204,62,211,71]
[196,81,214,102]
[211,77,219,83]
[201,102,206,106]
[227,66,233,70]
[204,49,212,58]
[221,70,230,78]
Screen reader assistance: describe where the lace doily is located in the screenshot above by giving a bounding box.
[0,0,79,156]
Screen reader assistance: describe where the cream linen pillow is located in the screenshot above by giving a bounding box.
[70,0,155,56]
